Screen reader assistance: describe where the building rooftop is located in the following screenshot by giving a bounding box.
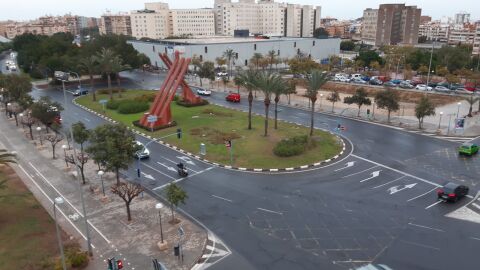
[159,36,320,45]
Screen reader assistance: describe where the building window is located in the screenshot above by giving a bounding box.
[254,44,257,50]
[204,46,208,53]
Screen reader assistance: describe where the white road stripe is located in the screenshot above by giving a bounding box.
[408,222,444,232]
[257,207,283,215]
[400,240,440,251]
[162,157,199,173]
[141,163,176,180]
[407,187,437,202]
[153,166,214,190]
[470,237,480,241]
[341,166,377,178]
[84,118,90,122]
[425,200,443,209]
[372,176,405,189]
[211,195,233,203]
[472,203,480,210]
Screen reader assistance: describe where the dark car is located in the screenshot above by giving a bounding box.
[437,182,469,202]
[73,88,89,96]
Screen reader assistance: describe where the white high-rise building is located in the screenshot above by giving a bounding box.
[454,12,470,25]
[473,25,480,56]
[130,3,170,39]
[284,4,321,37]
[170,9,216,37]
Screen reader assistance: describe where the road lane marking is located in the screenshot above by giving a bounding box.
[211,195,233,203]
[408,222,444,232]
[152,166,214,190]
[388,183,417,194]
[373,176,405,189]
[472,203,480,210]
[470,237,480,241]
[352,154,441,187]
[400,240,440,251]
[359,170,381,182]
[83,118,90,122]
[466,195,473,199]
[334,161,355,172]
[257,207,283,215]
[425,200,443,209]
[341,166,377,178]
[18,164,96,249]
[407,187,437,202]
[141,163,176,180]
[162,157,199,173]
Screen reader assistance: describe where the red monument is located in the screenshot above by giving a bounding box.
[139,51,203,129]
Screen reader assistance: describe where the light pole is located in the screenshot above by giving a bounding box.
[447,113,453,135]
[426,40,435,88]
[53,197,67,270]
[319,93,324,111]
[62,145,68,168]
[98,170,105,197]
[55,70,93,256]
[155,203,164,244]
[456,102,461,119]
[36,126,43,145]
[69,71,82,91]
[438,112,443,130]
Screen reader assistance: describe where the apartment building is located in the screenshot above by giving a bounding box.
[170,9,216,37]
[448,27,476,45]
[361,4,421,46]
[131,3,170,39]
[455,12,470,25]
[473,25,480,55]
[99,13,132,36]
[418,21,449,42]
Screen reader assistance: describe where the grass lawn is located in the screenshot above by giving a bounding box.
[77,90,343,168]
[0,165,61,269]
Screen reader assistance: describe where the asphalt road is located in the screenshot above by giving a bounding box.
[11,63,480,270]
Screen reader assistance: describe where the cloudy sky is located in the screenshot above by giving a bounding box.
[1,0,478,21]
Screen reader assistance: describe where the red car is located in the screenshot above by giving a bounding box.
[226,93,240,103]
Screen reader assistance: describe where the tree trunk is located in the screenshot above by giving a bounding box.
[357,105,361,117]
[310,100,316,136]
[108,74,113,100]
[29,126,33,140]
[418,118,422,129]
[14,113,18,126]
[52,145,56,159]
[90,74,96,101]
[199,78,203,87]
[80,165,86,184]
[126,202,132,221]
[115,168,120,185]
[331,102,335,112]
[170,204,175,222]
[248,91,253,130]
[274,96,280,129]
[468,104,473,117]
[387,110,391,123]
[264,99,270,137]
[117,74,122,98]
[288,94,291,105]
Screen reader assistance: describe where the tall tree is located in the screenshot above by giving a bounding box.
[197,61,215,87]
[111,182,144,221]
[267,50,277,72]
[223,49,236,79]
[1,73,32,108]
[215,57,227,69]
[111,55,131,97]
[165,182,188,223]
[250,53,263,70]
[327,90,341,112]
[254,72,284,136]
[78,56,98,101]
[236,69,258,130]
[272,78,287,129]
[305,70,329,136]
[65,152,89,185]
[374,88,400,122]
[285,79,297,105]
[95,48,116,100]
[44,125,64,159]
[87,124,138,184]
[30,96,64,132]
[344,88,372,117]
[415,96,436,129]
[313,27,329,38]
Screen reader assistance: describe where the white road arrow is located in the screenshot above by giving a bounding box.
[388,183,417,195]
[359,171,381,182]
[335,161,356,172]
[157,162,177,172]
[141,172,155,180]
[177,156,196,166]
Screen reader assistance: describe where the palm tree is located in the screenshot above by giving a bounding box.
[272,79,287,129]
[95,48,116,100]
[267,50,277,72]
[0,149,16,165]
[223,49,236,79]
[79,56,98,101]
[250,53,263,71]
[236,69,258,130]
[255,72,284,136]
[305,70,329,136]
[111,56,131,98]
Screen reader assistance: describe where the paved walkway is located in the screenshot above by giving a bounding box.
[0,111,207,270]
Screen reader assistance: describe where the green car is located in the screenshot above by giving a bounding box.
[459,143,479,156]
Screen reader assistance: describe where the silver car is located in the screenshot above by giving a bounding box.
[355,264,393,270]
[134,141,150,159]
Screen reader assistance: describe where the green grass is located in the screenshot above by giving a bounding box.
[77,90,343,168]
[0,168,60,269]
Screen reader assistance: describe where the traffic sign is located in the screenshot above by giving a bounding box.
[99,99,108,105]
[147,115,158,123]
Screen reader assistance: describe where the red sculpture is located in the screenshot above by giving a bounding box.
[139,51,203,129]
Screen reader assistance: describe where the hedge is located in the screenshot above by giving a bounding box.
[118,100,149,114]
[273,135,311,157]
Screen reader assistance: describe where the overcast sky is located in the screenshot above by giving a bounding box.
[1,0,478,21]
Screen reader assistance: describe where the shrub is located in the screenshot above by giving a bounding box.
[134,93,156,103]
[106,100,121,110]
[176,99,209,107]
[117,100,149,114]
[97,88,126,94]
[68,251,89,268]
[273,135,310,157]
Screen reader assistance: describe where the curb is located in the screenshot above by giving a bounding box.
[72,97,349,173]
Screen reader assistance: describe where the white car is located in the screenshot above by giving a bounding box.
[351,74,363,80]
[335,76,350,83]
[134,141,150,159]
[434,86,450,93]
[196,88,211,96]
[416,84,432,91]
[351,78,367,84]
[216,72,228,77]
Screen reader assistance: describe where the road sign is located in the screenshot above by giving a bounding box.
[147,115,158,123]
[99,99,108,105]
[54,71,69,81]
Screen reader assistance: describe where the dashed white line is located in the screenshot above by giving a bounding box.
[141,163,176,180]
[407,187,437,202]
[425,200,443,209]
[470,237,480,241]
[83,118,90,122]
[408,222,444,232]
[211,195,233,203]
[257,207,283,215]
[152,166,214,190]
[372,176,405,189]
[341,166,377,178]
[400,240,440,251]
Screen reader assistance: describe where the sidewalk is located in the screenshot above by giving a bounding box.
[0,111,207,270]
[191,77,480,137]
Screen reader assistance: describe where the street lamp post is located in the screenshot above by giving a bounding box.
[447,114,453,135]
[438,112,443,130]
[372,101,375,119]
[319,93,324,111]
[36,126,43,145]
[98,170,105,197]
[456,102,461,119]
[19,113,24,129]
[155,203,164,243]
[62,145,68,168]
[53,197,67,270]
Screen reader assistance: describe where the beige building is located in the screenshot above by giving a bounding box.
[131,3,170,39]
[448,28,476,45]
[361,4,421,46]
[170,9,216,37]
[99,13,132,36]
[284,4,321,37]
[473,25,480,56]
[418,21,449,42]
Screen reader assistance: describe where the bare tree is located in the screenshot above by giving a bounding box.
[20,113,36,140]
[65,152,89,184]
[44,131,64,159]
[111,182,144,221]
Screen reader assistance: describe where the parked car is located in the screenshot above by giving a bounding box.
[195,87,211,96]
[216,72,228,77]
[416,84,432,91]
[458,143,479,156]
[410,79,424,86]
[455,88,471,94]
[355,264,393,270]
[351,74,363,80]
[334,73,348,80]
[351,78,367,84]
[434,86,451,93]
[226,92,240,102]
[361,75,371,82]
[369,79,383,85]
[427,82,438,88]
[390,79,402,85]
[335,76,350,83]
[383,82,397,87]
[437,182,469,202]
[134,141,150,159]
[73,88,89,96]
[376,76,390,83]
[449,83,464,90]
[399,82,414,89]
